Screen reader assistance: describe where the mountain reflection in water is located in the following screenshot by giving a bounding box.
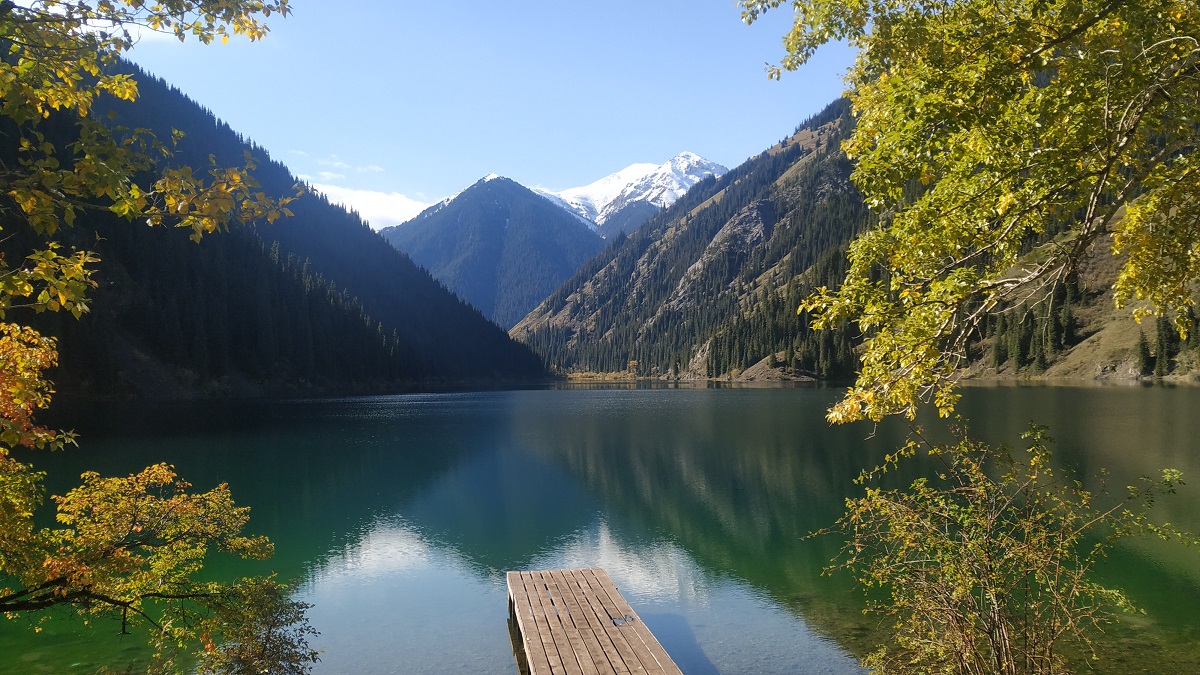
[8,385,1200,673]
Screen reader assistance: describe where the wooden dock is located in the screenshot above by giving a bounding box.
[506,568,683,675]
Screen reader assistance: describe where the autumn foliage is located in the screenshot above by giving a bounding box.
[0,1,318,672]
[743,0,1200,422]
[821,425,1192,674]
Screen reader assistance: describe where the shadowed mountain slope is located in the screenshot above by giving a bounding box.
[380,177,605,329]
[23,65,548,398]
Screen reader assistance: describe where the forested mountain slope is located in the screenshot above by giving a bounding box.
[510,93,1190,384]
[957,235,1200,383]
[380,177,605,329]
[27,65,547,398]
[511,99,869,379]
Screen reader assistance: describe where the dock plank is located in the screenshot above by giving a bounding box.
[542,569,638,675]
[524,571,574,674]
[532,566,614,672]
[585,568,679,674]
[564,569,637,675]
[509,572,555,675]
[524,572,572,675]
[579,569,657,674]
[507,568,682,675]
[544,571,602,675]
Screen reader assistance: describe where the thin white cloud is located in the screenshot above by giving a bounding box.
[311,183,431,230]
[291,151,382,175]
[317,156,350,170]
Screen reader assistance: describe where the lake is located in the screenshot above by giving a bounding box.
[4,384,1200,673]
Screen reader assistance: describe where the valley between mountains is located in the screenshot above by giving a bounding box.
[26,76,1180,400]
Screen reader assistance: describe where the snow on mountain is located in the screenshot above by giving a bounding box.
[614,152,727,211]
[537,152,728,233]
[399,154,727,236]
[541,163,659,225]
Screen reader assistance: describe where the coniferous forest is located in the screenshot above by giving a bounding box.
[16,63,548,398]
[512,99,868,380]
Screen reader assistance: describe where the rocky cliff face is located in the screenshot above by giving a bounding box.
[664,200,777,313]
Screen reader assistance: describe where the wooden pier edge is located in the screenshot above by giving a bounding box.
[506,567,683,675]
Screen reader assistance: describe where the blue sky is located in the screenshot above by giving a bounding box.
[128,1,854,228]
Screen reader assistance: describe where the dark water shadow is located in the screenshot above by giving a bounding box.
[640,612,720,675]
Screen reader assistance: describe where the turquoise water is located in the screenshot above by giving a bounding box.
[4,384,1199,673]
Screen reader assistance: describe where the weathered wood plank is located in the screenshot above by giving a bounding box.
[585,568,681,675]
[508,572,539,675]
[544,570,602,675]
[580,568,658,674]
[524,571,573,675]
[518,571,566,675]
[507,568,680,675]
[564,569,636,675]
[509,571,554,675]
[548,569,609,675]
[541,571,593,675]
[573,568,651,673]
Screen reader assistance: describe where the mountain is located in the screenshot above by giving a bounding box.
[512,97,1174,385]
[375,153,725,331]
[538,152,728,238]
[379,176,605,329]
[23,64,548,398]
[511,99,868,380]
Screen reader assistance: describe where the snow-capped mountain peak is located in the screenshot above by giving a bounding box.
[611,152,726,212]
[536,153,727,235]
[405,155,726,236]
[535,163,656,228]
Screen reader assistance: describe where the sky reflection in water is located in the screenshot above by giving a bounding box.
[11,385,1200,674]
[300,512,861,675]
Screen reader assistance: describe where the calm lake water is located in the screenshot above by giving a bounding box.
[4,384,1200,673]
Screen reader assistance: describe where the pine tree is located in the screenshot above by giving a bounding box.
[1138,331,1153,376]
